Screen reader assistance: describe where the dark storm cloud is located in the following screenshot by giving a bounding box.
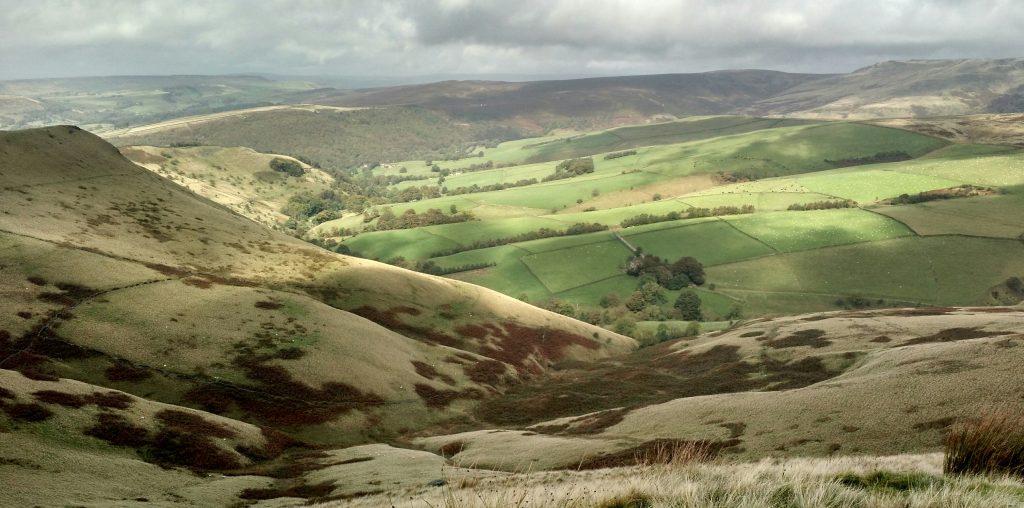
[1,0,1022,79]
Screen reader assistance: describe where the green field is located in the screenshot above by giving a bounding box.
[708,236,1024,305]
[521,241,634,293]
[310,117,1024,325]
[724,209,914,252]
[343,228,459,261]
[875,191,1024,239]
[622,219,776,265]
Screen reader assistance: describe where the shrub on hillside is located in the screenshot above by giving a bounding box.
[543,157,595,182]
[603,149,637,160]
[787,200,855,211]
[269,157,304,177]
[945,411,1024,478]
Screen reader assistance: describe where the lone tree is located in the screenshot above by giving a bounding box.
[674,291,703,321]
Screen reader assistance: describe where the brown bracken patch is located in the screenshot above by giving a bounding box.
[239,482,335,501]
[411,360,455,385]
[156,409,237,438]
[84,413,150,447]
[255,300,284,310]
[767,329,831,349]
[32,390,87,408]
[463,359,509,386]
[574,438,740,470]
[1,402,53,422]
[105,361,153,382]
[476,342,842,427]
[351,306,462,348]
[181,276,213,289]
[439,440,466,457]
[415,383,483,409]
[904,327,1010,345]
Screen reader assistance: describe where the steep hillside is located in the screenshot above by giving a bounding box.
[871,113,1024,146]
[0,126,632,451]
[751,59,1024,119]
[121,144,335,227]
[418,306,1024,470]
[106,106,521,171]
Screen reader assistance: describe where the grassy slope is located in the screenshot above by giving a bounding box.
[417,307,1024,470]
[122,144,335,227]
[330,452,1024,508]
[0,126,633,450]
[0,370,275,506]
[107,106,511,172]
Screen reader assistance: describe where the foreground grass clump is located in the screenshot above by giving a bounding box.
[329,454,1024,507]
[945,411,1024,478]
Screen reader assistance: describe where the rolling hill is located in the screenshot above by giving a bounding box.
[0,74,320,132]
[749,59,1024,119]
[0,125,636,504]
[4,125,1024,506]
[309,70,827,126]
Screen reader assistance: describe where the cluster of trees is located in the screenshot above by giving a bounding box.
[626,253,706,290]
[888,185,990,205]
[787,200,855,211]
[542,157,595,182]
[620,205,755,228]
[282,190,345,224]
[369,207,474,232]
[414,260,495,276]
[269,157,305,177]
[825,151,912,168]
[621,278,704,324]
[428,222,608,257]
[378,173,431,185]
[445,178,538,195]
[603,149,637,160]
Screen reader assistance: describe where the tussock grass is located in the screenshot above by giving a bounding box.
[945,411,1024,478]
[323,454,1024,507]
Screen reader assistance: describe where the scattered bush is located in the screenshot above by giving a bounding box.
[428,223,607,257]
[603,149,637,160]
[371,208,474,232]
[621,205,754,228]
[825,151,912,167]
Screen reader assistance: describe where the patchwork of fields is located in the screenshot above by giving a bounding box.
[137,115,1021,327]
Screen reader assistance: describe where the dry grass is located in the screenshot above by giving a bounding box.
[945,411,1024,478]
[323,454,1024,508]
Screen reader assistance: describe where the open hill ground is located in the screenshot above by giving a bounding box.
[6,60,1024,505]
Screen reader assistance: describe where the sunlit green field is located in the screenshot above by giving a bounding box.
[316,118,1023,320]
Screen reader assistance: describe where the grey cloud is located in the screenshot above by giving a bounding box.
[0,0,1022,79]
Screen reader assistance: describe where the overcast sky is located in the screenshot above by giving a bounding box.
[2,0,1023,81]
